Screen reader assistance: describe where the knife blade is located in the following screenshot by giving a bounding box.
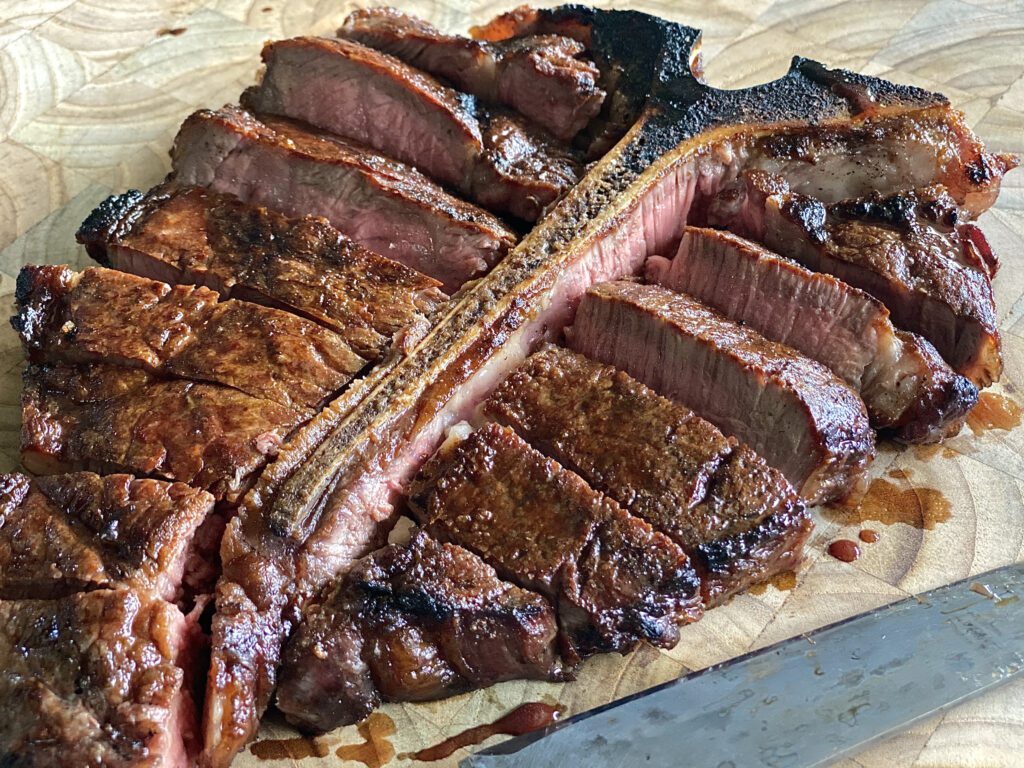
[461,563,1024,768]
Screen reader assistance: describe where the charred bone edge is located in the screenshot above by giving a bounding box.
[205,6,1009,764]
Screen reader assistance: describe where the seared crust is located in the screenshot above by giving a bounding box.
[13,264,365,411]
[21,361,305,502]
[410,424,702,660]
[0,589,193,768]
[76,184,446,360]
[0,472,212,601]
[570,282,875,504]
[484,345,812,605]
[776,183,1001,385]
[276,531,564,732]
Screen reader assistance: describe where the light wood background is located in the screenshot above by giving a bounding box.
[1,1,1023,766]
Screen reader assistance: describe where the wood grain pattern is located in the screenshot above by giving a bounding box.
[1,1,1022,766]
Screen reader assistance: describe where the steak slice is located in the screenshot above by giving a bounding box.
[339,8,605,141]
[0,472,212,603]
[22,361,305,503]
[242,36,582,222]
[484,345,813,605]
[648,227,979,442]
[711,172,1002,386]
[569,282,875,504]
[409,423,702,661]
[13,264,365,412]
[276,530,564,732]
[0,588,198,767]
[170,105,516,292]
[76,184,447,361]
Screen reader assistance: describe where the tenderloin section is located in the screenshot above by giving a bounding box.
[484,345,813,605]
[276,531,564,733]
[569,282,875,504]
[711,173,1003,386]
[410,423,703,661]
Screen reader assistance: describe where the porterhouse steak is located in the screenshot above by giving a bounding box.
[6,5,1017,767]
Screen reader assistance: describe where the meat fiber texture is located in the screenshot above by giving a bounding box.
[243,36,583,222]
[170,105,516,293]
[339,7,606,141]
[647,227,978,443]
[569,281,876,505]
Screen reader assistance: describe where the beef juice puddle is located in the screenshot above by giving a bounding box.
[748,570,798,595]
[405,702,560,762]
[966,391,1022,436]
[336,712,396,768]
[251,736,331,760]
[824,476,951,530]
[827,539,860,562]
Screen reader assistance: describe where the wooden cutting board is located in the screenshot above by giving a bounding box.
[2,1,1023,766]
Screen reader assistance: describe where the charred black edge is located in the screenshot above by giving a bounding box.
[74,189,148,263]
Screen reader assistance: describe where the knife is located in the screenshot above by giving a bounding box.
[461,563,1024,768]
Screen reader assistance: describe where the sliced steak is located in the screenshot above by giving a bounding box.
[339,8,605,141]
[409,423,702,661]
[242,36,582,222]
[22,361,305,502]
[710,173,1002,386]
[195,21,1015,765]
[13,264,365,412]
[569,281,875,504]
[648,227,979,442]
[276,530,564,732]
[76,184,447,361]
[483,345,812,605]
[0,588,198,767]
[170,105,516,292]
[0,472,212,604]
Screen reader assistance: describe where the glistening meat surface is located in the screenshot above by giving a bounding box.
[276,530,564,732]
[410,423,703,661]
[0,472,213,603]
[709,173,1004,386]
[13,265,365,412]
[21,361,305,502]
[484,345,813,605]
[569,281,875,504]
[0,588,199,768]
[77,184,447,361]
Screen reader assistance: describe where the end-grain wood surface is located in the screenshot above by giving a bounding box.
[1,1,1023,766]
